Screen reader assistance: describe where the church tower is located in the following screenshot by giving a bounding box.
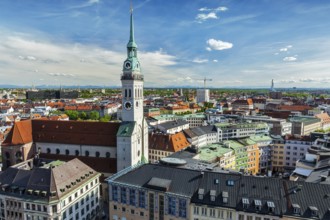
[116,6,148,171]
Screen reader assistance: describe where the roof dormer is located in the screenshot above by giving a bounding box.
[309,206,318,217]
[210,190,216,202]
[292,203,300,215]
[267,201,275,213]
[242,198,249,209]
[198,188,204,200]
[222,191,228,204]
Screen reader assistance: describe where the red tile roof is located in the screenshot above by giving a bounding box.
[2,119,121,147]
[32,120,120,146]
[2,120,33,146]
[149,132,190,152]
[278,105,312,111]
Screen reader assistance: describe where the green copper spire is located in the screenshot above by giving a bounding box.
[122,1,141,73]
[127,5,137,49]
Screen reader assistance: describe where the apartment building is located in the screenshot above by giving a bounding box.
[156,120,190,134]
[283,136,312,170]
[231,99,254,110]
[271,136,285,172]
[183,125,218,148]
[148,132,190,163]
[237,138,260,175]
[196,143,235,170]
[243,115,292,136]
[290,116,321,136]
[223,140,248,173]
[108,163,330,220]
[149,114,206,128]
[216,122,269,141]
[249,135,273,174]
[0,158,101,220]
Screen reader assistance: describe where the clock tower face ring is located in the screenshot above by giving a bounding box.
[124,61,131,69]
[124,101,132,110]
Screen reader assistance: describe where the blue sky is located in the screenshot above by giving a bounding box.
[1,0,330,88]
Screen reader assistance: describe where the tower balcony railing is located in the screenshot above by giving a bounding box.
[121,74,144,81]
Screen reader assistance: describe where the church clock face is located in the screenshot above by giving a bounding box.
[124,101,132,110]
[124,61,131,69]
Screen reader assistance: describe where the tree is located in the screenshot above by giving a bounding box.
[89,111,100,120]
[99,115,111,122]
[65,110,79,120]
[79,112,87,120]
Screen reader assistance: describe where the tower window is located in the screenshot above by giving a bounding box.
[75,150,79,156]
[129,89,131,98]
[56,149,60,154]
[85,151,89,157]
[65,150,70,155]
[106,152,111,158]
[95,152,100,157]
[125,89,127,98]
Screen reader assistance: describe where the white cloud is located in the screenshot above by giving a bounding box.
[198,6,228,12]
[196,12,218,22]
[0,32,179,87]
[279,45,293,52]
[213,59,218,62]
[192,58,209,63]
[280,79,297,83]
[17,55,37,61]
[206,39,233,51]
[283,56,297,62]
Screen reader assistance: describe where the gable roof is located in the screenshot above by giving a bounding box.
[149,132,190,152]
[2,120,33,146]
[32,120,120,146]
[3,119,121,147]
[0,158,99,202]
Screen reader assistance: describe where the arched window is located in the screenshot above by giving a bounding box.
[47,148,51,154]
[5,152,10,159]
[85,151,89,157]
[106,152,110,158]
[129,89,131,98]
[56,149,60,154]
[125,89,127,97]
[95,152,100,157]
[15,151,22,158]
[65,150,70,155]
[75,150,79,156]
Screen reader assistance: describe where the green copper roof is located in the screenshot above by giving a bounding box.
[127,10,137,48]
[117,121,136,137]
[198,144,233,162]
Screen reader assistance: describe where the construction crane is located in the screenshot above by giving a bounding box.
[195,77,212,89]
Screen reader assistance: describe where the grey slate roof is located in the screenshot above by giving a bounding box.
[0,158,99,202]
[191,125,217,136]
[112,163,330,219]
[237,176,284,216]
[284,181,330,219]
[158,120,189,130]
[114,164,202,197]
[190,171,241,209]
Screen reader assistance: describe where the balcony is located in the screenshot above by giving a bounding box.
[121,74,144,81]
